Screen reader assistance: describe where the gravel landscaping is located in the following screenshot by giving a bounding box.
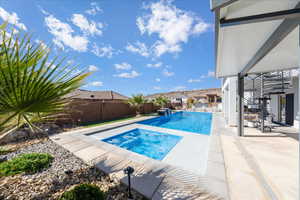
[0,139,146,200]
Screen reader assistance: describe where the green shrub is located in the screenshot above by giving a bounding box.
[0,153,53,176]
[0,147,12,155]
[59,184,105,200]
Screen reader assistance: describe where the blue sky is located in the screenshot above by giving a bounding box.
[0,0,219,96]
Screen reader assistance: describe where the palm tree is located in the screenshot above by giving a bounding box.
[187,98,196,109]
[0,27,90,139]
[152,96,170,108]
[127,94,147,116]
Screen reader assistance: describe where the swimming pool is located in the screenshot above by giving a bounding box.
[138,112,212,135]
[102,128,182,160]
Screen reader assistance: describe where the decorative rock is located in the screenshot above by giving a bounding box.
[0,139,145,200]
[0,156,7,163]
[64,169,74,175]
[0,123,63,145]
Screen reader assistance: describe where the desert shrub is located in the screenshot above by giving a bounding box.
[0,147,12,155]
[0,153,53,176]
[59,184,105,200]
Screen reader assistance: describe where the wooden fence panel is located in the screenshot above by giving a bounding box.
[58,100,159,124]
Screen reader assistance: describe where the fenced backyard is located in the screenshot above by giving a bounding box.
[60,100,160,125]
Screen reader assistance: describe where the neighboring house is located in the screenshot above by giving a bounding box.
[170,95,188,104]
[191,91,222,111]
[146,88,222,110]
[60,89,132,124]
[65,89,129,102]
[194,95,207,103]
[193,93,221,105]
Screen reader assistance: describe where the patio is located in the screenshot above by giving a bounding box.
[217,116,298,200]
[211,1,299,199]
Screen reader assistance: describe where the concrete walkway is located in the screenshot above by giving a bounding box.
[216,116,299,200]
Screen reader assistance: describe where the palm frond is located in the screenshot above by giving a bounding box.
[0,28,90,134]
[153,96,170,108]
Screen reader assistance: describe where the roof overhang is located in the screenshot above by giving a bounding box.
[213,0,300,78]
[210,0,239,11]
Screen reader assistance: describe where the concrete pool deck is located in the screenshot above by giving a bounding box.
[216,115,299,200]
[51,114,229,199]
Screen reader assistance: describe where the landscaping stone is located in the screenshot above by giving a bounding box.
[0,139,145,200]
[0,123,63,145]
[0,156,7,163]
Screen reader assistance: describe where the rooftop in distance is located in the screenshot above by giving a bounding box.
[146,88,221,99]
[65,89,129,100]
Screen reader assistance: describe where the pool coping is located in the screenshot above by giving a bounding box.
[50,112,229,199]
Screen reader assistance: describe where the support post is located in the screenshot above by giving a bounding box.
[260,74,265,132]
[237,73,244,136]
[298,25,300,199]
[298,25,300,138]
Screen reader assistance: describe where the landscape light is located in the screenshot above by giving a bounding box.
[123,166,134,199]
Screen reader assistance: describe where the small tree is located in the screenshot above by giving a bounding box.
[152,96,170,108]
[0,26,90,139]
[127,94,147,116]
[187,98,196,109]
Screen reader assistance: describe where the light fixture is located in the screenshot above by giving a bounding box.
[123,166,134,199]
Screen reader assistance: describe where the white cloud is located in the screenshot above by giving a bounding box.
[39,7,49,15]
[173,86,186,91]
[207,70,215,77]
[91,43,114,58]
[192,22,210,34]
[45,14,88,52]
[0,7,27,30]
[162,68,174,77]
[200,70,215,79]
[115,62,132,70]
[52,38,65,50]
[90,81,103,86]
[147,62,162,68]
[136,0,210,57]
[188,78,202,83]
[71,14,103,36]
[155,78,161,82]
[152,41,181,57]
[88,65,99,72]
[85,2,102,16]
[153,86,161,90]
[35,39,50,52]
[114,70,140,78]
[67,60,74,64]
[136,17,145,34]
[126,41,150,57]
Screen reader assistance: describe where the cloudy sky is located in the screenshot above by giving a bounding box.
[0,0,219,96]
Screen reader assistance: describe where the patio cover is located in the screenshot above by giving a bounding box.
[212,0,300,78]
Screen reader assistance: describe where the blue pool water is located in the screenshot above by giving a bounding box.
[102,128,182,160]
[138,112,212,135]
